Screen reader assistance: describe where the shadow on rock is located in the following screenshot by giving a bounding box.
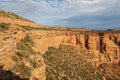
[0,66,29,80]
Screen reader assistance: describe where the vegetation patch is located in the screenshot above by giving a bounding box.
[19,25,42,31]
[43,45,120,80]
[98,63,120,80]
[18,24,65,31]
[16,34,34,56]
[43,45,102,80]
[30,59,43,68]
[0,23,10,30]
[11,63,32,78]
[16,50,29,58]
[19,25,53,31]
[12,35,43,79]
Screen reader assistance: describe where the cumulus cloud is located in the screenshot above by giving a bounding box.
[0,0,119,29]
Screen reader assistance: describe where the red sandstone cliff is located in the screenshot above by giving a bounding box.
[30,30,120,64]
[62,31,120,64]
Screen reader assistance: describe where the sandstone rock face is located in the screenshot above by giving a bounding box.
[65,32,120,64]
[34,36,65,53]
[13,29,26,41]
[62,33,76,46]
[31,31,120,64]
[30,30,67,53]
[86,34,99,50]
[76,34,86,49]
[101,36,119,63]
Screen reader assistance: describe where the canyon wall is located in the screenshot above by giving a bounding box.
[63,32,120,64]
[30,30,120,64]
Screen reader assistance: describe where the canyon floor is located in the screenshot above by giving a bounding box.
[0,10,120,80]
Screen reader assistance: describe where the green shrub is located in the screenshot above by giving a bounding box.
[30,60,42,68]
[18,25,43,31]
[17,50,28,58]
[12,55,19,62]
[12,63,31,78]
[0,23,10,30]
[20,25,33,31]
[18,24,65,31]
[11,35,38,78]
[16,34,34,56]
[22,34,34,45]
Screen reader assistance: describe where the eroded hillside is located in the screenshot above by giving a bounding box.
[30,30,120,65]
[0,10,120,80]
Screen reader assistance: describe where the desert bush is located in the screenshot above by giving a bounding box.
[20,25,33,31]
[98,63,120,80]
[19,25,65,31]
[17,50,29,58]
[12,63,31,78]
[43,45,103,80]
[12,35,34,77]
[18,25,44,31]
[30,59,42,68]
[12,35,43,78]
[17,34,34,56]
[12,55,19,62]
[0,23,10,30]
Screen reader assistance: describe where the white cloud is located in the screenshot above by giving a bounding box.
[0,0,119,29]
[0,0,118,17]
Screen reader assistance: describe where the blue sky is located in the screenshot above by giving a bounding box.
[0,0,120,29]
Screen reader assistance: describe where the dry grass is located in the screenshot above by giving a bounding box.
[43,45,102,80]
[43,45,120,80]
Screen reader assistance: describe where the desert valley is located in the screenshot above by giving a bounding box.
[0,10,120,80]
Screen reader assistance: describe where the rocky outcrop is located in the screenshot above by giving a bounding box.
[62,32,120,64]
[102,37,119,62]
[76,34,86,49]
[31,30,120,64]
